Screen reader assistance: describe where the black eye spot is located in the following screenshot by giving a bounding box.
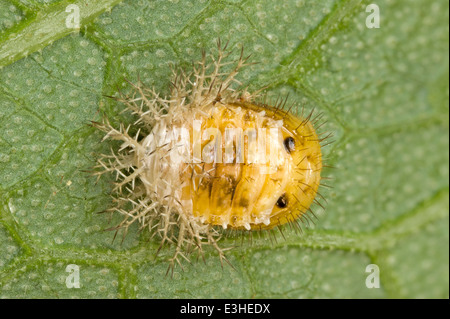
[276,193,288,208]
[284,136,295,153]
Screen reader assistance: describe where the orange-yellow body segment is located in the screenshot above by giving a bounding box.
[179,102,322,230]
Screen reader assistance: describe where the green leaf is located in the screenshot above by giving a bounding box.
[0,0,448,299]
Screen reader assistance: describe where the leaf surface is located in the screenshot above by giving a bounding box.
[0,0,448,298]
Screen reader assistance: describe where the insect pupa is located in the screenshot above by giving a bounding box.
[92,40,328,271]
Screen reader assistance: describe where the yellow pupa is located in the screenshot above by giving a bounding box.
[93,41,326,270]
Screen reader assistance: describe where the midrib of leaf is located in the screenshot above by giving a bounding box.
[0,0,124,68]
